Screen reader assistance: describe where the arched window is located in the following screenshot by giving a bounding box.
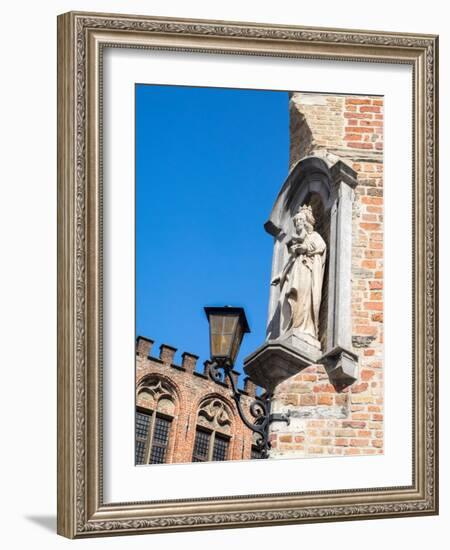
[192,397,233,462]
[135,377,177,465]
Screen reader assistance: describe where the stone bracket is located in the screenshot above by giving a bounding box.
[243,340,320,392]
[321,345,358,388]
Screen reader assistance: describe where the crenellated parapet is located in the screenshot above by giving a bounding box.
[136,335,256,396]
[135,335,262,464]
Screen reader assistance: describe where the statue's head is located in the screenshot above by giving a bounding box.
[294,204,315,234]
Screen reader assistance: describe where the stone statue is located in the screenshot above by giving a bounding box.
[271,204,326,341]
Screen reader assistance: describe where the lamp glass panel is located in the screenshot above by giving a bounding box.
[209,313,239,359]
[229,324,244,364]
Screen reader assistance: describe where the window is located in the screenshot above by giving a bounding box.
[192,428,210,462]
[212,433,229,461]
[149,416,171,464]
[192,427,230,462]
[135,409,172,465]
[192,397,233,462]
[135,376,177,465]
[136,410,151,464]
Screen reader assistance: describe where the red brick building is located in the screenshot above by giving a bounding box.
[135,336,260,465]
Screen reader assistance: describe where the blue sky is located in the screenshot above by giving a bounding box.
[136,84,289,379]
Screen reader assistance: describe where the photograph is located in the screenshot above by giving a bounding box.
[134,84,385,466]
[56,10,438,538]
[1,0,446,547]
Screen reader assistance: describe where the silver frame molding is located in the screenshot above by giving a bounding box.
[57,11,439,538]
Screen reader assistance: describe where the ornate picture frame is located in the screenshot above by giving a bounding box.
[57,11,438,538]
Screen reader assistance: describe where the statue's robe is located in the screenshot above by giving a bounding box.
[280,231,327,339]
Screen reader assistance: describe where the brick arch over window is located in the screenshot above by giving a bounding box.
[197,396,233,434]
[191,394,237,462]
[136,374,180,415]
[135,375,180,465]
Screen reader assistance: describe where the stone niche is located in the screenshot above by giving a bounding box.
[244,156,358,391]
[244,91,385,460]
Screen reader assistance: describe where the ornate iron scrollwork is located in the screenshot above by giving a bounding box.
[208,359,289,459]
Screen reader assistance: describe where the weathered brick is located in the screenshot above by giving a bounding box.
[348,142,373,149]
[346,98,372,105]
[318,394,334,406]
[369,280,383,290]
[302,374,318,382]
[307,446,324,454]
[284,393,300,406]
[344,448,362,455]
[313,383,335,393]
[367,205,383,214]
[360,119,383,127]
[365,250,383,259]
[350,126,375,133]
[361,223,382,231]
[352,412,371,419]
[353,331,376,345]
[361,369,375,381]
[360,105,381,113]
[361,196,383,205]
[300,394,317,406]
[350,438,370,447]
[335,393,349,406]
[343,421,366,429]
[351,382,369,394]
[364,301,383,311]
[345,133,363,141]
[344,112,371,119]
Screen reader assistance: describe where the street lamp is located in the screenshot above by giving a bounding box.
[204,306,250,366]
[204,306,289,459]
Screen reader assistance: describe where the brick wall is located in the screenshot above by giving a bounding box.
[289,93,383,166]
[136,336,257,463]
[270,93,384,459]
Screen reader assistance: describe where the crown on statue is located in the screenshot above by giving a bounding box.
[295,204,316,227]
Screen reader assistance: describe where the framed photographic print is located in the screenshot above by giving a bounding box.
[57,11,439,538]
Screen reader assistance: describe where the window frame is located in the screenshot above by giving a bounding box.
[136,406,173,465]
[192,425,230,463]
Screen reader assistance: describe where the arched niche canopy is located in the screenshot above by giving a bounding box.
[264,157,332,240]
[244,156,358,391]
[264,157,332,350]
